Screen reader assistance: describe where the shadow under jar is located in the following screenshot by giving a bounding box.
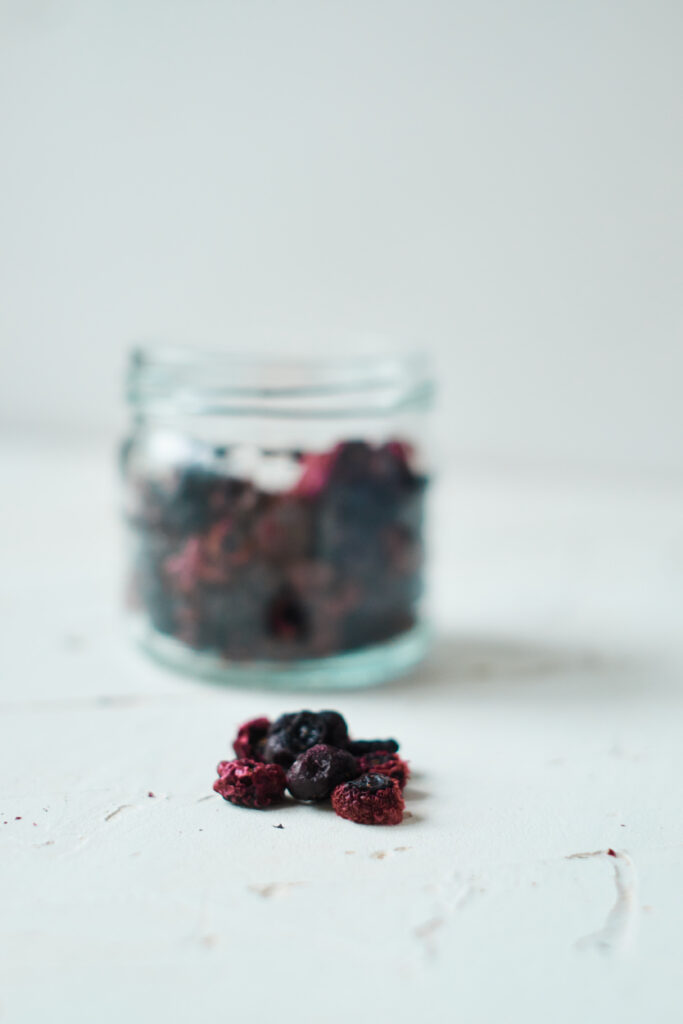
[121,345,434,689]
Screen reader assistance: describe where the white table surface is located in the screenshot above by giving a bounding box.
[1,437,682,1023]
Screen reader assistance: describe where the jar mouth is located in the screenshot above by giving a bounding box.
[127,342,434,418]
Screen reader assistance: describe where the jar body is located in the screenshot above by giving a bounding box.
[122,349,432,688]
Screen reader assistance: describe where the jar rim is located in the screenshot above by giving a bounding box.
[127,342,434,418]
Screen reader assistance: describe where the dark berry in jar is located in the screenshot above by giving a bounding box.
[232,717,271,761]
[263,710,350,768]
[358,751,410,789]
[286,744,360,802]
[213,758,286,809]
[266,586,309,643]
[331,773,404,826]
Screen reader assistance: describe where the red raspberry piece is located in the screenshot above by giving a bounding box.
[213,758,286,809]
[358,750,410,790]
[331,773,404,825]
[164,537,203,592]
[290,448,340,497]
[233,716,271,760]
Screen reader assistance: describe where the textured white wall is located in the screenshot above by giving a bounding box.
[1,0,682,473]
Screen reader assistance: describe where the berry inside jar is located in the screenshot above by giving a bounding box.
[123,437,427,664]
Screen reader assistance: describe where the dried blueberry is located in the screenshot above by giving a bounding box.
[347,773,394,792]
[347,738,400,757]
[318,710,349,748]
[286,744,360,802]
[267,586,309,642]
[264,710,350,768]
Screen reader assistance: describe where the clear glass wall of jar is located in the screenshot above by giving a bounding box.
[121,344,434,689]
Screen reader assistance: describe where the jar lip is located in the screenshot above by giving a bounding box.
[127,342,434,417]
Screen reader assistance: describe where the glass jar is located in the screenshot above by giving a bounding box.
[121,343,434,689]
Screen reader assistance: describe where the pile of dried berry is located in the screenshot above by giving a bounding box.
[125,439,426,661]
[213,709,410,826]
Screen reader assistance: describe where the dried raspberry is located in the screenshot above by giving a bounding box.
[359,750,410,789]
[290,447,340,497]
[264,710,349,768]
[286,744,359,802]
[331,773,404,826]
[347,738,399,757]
[233,716,271,760]
[213,758,286,809]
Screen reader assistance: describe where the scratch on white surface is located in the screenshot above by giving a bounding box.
[248,882,304,900]
[196,795,214,803]
[415,916,445,938]
[567,850,609,859]
[567,849,639,953]
[453,882,482,913]
[413,916,445,958]
[609,742,644,762]
[0,692,209,714]
[0,695,143,713]
[104,804,132,822]
[413,877,481,962]
[370,846,412,859]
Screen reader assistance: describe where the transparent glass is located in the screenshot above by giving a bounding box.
[121,343,433,689]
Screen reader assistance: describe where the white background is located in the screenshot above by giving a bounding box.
[1,0,682,474]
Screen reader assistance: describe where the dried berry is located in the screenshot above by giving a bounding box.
[290,447,340,498]
[267,586,309,642]
[213,758,286,809]
[286,744,360,802]
[359,750,410,789]
[318,710,349,747]
[124,439,427,662]
[264,710,349,768]
[331,773,404,826]
[233,716,271,760]
[347,738,399,757]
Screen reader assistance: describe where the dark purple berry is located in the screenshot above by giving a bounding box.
[286,744,360,802]
[347,738,400,757]
[267,586,309,642]
[318,711,350,748]
[347,773,394,792]
[264,710,350,768]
